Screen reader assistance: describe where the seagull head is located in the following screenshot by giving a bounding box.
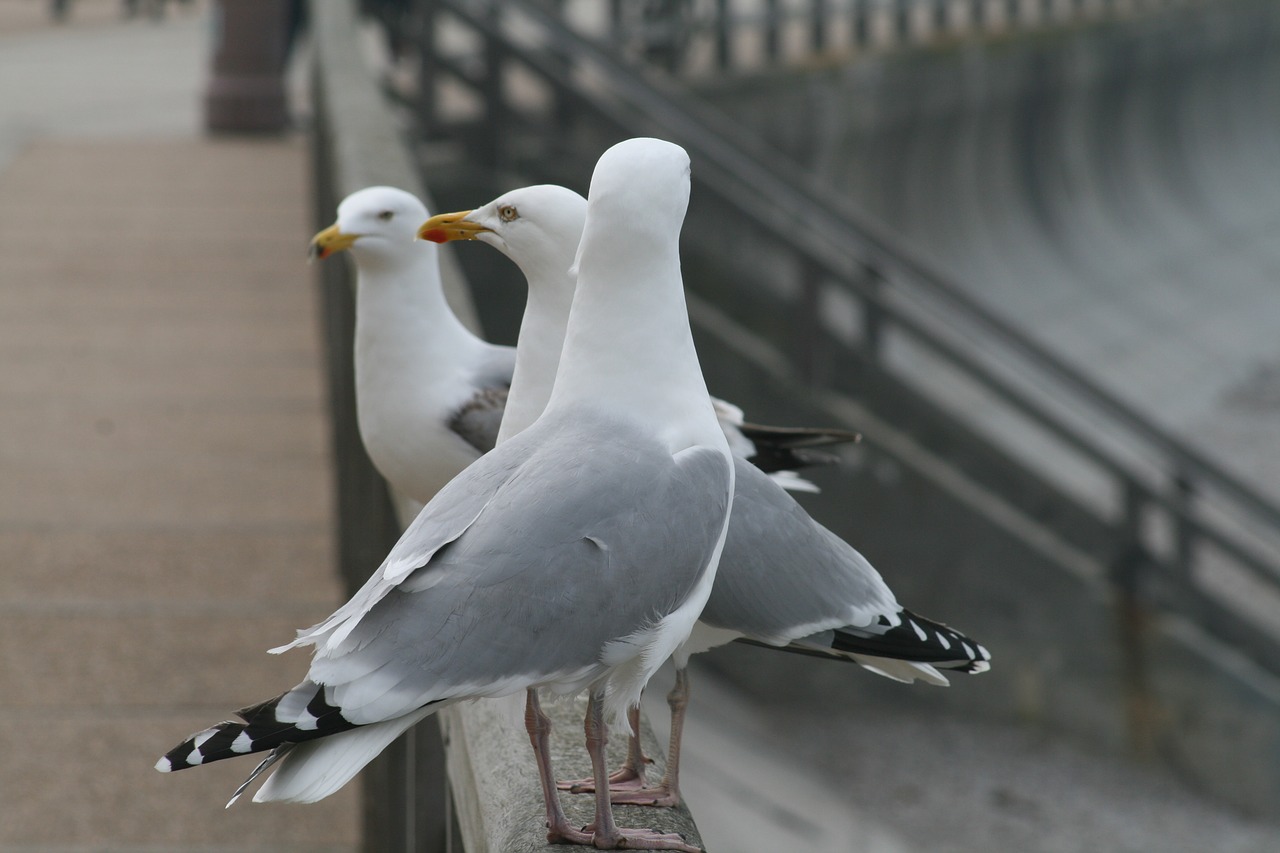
[418,185,587,290]
[310,186,430,264]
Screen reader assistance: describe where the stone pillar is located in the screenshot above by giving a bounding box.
[204,0,294,133]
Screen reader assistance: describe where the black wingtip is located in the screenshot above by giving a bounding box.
[156,684,359,773]
[738,423,861,473]
[831,608,992,671]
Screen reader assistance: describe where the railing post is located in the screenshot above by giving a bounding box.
[1006,0,1021,29]
[714,0,732,69]
[861,262,886,365]
[764,0,781,62]
[796,256,826,386]
[894,0,911,42]
[852,0,872,48]
[609,0,625,45]
[933,0,950,36]
[1111,477,1160,757]
[414,0,439,139]
[810,0,829,52]
[972,0,987,31]
[642,0,689,72]
[1114,478,1146,592]
[480,3,507,170]
[1172,471,1196,581]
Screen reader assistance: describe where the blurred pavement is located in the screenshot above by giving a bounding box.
[0,2,357,849]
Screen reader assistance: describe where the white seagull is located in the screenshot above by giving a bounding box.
[419,183,992,807]
[157,139,732,852]
[310,187,515,507]
[312,186,857,507]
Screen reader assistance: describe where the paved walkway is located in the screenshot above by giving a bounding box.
[0,2,358,849]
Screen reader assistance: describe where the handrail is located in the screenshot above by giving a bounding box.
[508,0,1280,537]
[415,0,1280,662]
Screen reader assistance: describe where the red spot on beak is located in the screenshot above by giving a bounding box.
[421,228,448,244]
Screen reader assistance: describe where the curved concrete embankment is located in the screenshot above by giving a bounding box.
[705,1,1280,502]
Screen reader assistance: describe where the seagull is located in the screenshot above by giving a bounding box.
[157,138,731,852]
[309,186,515,507]
[312,185,856,506]
[420,183,992,807]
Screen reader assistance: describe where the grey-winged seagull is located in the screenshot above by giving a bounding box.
[157,138,732,852]
[419,183,992,807]
[313,186,856,506]
[310,187,515,508]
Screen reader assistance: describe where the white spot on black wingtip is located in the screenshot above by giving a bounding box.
[231,731,253,753]
[909,620,927,641]
[961,642,975,659]
[978,644,991,661]
[185,748,204,767]
[935,631,952,650]
[295,708,320,731]
[154,756,173,773]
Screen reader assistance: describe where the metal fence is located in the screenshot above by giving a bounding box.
[393,0,1280,683]
[549,0,1210,74]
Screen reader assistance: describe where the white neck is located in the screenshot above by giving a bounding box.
[497,273,573,444]
[545,229,722,453]
[351,245,487,415]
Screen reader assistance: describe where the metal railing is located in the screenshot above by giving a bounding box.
[570,0,1211,75]
[402,0,1280,674]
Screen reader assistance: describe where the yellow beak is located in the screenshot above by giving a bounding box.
[309,223,360,261]
[418,210,490,243]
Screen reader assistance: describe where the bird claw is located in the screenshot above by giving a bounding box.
[546,822,698,851]
[601,785,681,808]
[557,761,651,794]
[603,827,699,851]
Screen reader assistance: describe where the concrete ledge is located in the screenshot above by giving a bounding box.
[442,697,703,853]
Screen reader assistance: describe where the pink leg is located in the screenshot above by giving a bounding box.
[559,703,652,793]
[579,691,700,852]
[606,666,689,808]
[524,688,593,845]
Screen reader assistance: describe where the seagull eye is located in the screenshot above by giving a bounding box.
[498,205,518,223]
[377,210,394,221]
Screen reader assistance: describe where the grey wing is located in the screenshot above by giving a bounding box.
[449,344,516,454]
[276,432,541,655]
[702,457,899,643]
[448,385,508,454]
[307,410,733,724]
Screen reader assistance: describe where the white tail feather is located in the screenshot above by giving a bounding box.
[251,705,439,804]
[766,469,821,494]
[850,654,950,687]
